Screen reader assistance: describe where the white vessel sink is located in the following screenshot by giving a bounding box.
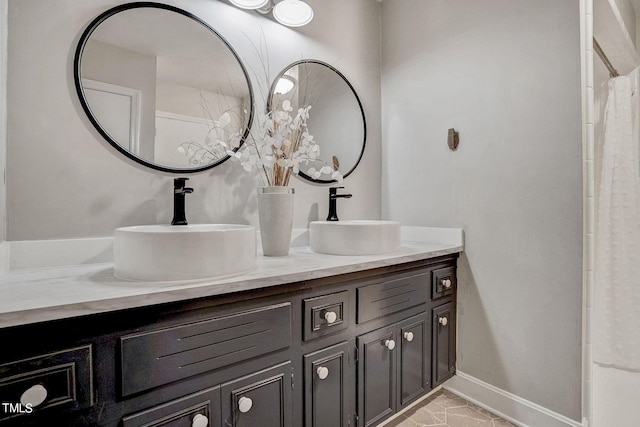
[114,224,256,281]
[309,220,401,256]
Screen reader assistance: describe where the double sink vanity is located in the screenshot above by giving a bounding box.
[0,225,462,427]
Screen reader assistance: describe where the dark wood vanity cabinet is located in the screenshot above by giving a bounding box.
[0,254,457,427]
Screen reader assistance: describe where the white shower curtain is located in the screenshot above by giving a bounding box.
[593,75,640,371]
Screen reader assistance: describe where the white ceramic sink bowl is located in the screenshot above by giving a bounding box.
[309,220,401,256]
[114,224,256,281]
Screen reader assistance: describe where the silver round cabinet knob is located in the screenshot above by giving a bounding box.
[324,311,338,324]
[439,316,448,326]
[443,279,452,289]
[192,413,209,427]
[238,396,253,413]
[384,339,396,350]
[316,366,329,380]
[403,331,414,342]
[20,384,47,408]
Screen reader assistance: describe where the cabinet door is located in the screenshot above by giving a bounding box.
[398,314,429,409]
[221,362,292,427]
[122,386,220,427]
[357,324,396,427]
[304,342,351,427]
[432,302,455,387]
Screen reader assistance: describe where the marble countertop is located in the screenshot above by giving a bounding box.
[0,227,463,329]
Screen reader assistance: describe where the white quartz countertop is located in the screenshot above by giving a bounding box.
[0,227,463,328]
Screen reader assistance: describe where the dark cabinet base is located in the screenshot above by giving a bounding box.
[0,255,457,427]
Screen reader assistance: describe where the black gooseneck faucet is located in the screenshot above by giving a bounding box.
[171,178,194,225]
[327,187,352,221]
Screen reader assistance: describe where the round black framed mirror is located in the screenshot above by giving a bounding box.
[268,60,366,183]
[74,2,254,173]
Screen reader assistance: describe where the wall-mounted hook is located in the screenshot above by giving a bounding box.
[447,128,459,151]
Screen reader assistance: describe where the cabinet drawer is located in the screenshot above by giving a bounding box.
[0,345,92,421]
[303,291,348,341]
[120,303,291,396]
[357,272,428,323]
[431,266,456,300]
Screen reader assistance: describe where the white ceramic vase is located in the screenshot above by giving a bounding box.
[257,186,295,256]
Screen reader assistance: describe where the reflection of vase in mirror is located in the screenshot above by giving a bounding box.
[75,3,253,173]
[269,61,366,183]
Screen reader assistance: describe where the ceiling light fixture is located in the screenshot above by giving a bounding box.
[272,0,314,27]
[229,0,270,10]
[274,75,297,94]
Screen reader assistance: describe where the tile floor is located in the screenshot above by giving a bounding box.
[381,389,517,427]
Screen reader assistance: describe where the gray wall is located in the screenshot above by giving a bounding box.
[381,0,583,421]
[5,0,381,240]
[0,0,7,242]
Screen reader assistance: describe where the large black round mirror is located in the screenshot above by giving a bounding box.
[74,2,253,173]
[268,60,366,183]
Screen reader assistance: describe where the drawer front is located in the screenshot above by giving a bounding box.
[120,303,291,396]
[303,291,348,341]
[431,266,456,300]
[122,386,221,427]
[357,272,429,323]
[0,345,92,421]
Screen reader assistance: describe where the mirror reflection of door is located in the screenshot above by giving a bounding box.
[82,79,141,155]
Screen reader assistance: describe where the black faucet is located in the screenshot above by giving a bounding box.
[327,187,352,221]
[171,178,194,225]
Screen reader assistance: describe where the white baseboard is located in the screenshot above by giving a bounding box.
[445,372,585,427]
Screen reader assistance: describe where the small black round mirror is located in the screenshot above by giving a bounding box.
[268,60,366,183]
